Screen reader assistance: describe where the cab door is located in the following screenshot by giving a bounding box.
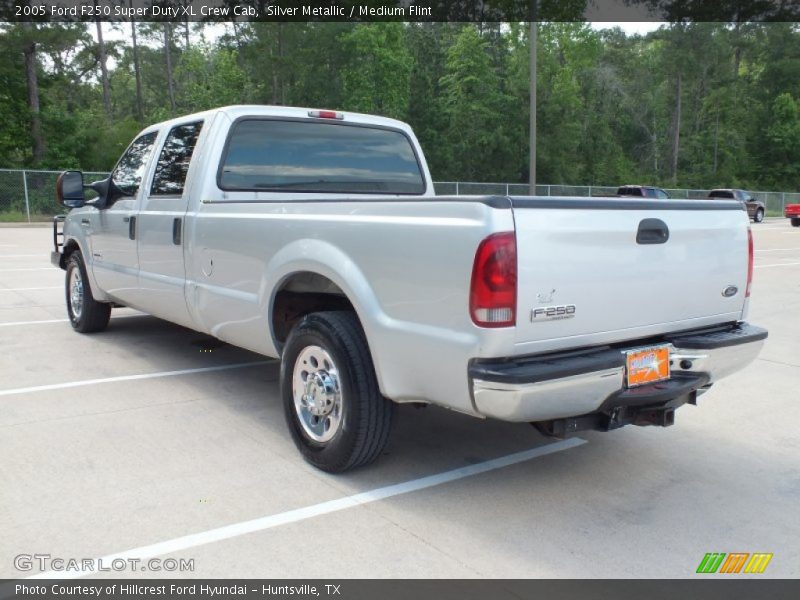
[135,120,204,329]
[91,131,158,303]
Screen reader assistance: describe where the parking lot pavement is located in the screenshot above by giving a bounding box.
[1,221,798,579]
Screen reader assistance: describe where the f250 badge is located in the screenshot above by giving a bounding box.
[530,305,576,322]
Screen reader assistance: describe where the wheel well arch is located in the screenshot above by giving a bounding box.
[63,238,80,258]
[270,271,356,349]
[57,238,81,269]
[60,237,111,303]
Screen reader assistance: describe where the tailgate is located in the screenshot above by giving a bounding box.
[511,198,749,352]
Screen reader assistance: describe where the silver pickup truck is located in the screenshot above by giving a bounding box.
[51,105,767,472]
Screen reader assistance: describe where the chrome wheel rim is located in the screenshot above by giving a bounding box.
[292,345,342,443]
[69,267,83,320]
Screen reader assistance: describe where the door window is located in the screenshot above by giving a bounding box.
[150,121,204,196]
[111,132,158,196]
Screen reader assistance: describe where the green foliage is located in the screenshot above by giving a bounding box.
[764,93,800,186]
[176,46,248,112]
[438,25,514,181]
[0,33,28,165]
[1,21,800,192]
[339,23,412,119]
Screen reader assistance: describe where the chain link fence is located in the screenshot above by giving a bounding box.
[0,169,109,222]
[2,169,798,221]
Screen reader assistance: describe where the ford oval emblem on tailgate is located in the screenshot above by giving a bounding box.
[722,285,738,297]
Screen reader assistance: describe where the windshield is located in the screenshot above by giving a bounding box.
[219,119,426,195]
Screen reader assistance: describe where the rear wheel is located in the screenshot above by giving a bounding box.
[754,208,764,223]
[65,252,111,333]
[280,311,394,473]
[792,218,800,227]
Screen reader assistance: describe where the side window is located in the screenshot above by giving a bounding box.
[150,121,204,196]
[656,189,669,199]
[111,132,158,196]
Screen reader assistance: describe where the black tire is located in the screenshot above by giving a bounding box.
[65,252,111,333]
[792,218,800,228]
[280,311,394,473]
[754,208,764,223]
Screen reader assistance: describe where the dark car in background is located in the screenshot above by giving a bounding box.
[617,185,670,199]
[708,189,765,223]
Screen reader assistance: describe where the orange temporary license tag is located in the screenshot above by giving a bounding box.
[625,345,670,388]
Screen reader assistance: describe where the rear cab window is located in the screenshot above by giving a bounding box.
[617,187,642,197]
[218,119,426,195]
[709,190,734,199]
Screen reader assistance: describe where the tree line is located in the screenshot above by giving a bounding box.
[1,20,799,191]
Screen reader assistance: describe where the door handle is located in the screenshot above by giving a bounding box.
[123,216,130,223]
[172,218,182,245]
[128,216,136,240]
[80,218,90,226]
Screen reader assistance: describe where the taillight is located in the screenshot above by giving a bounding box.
[470,232,517,327]
[746,227,754,297]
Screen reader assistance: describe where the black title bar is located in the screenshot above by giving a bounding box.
[2,580,800,600]
[2,0,800,23]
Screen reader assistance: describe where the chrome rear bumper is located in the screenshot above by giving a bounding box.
[470,322,767,423]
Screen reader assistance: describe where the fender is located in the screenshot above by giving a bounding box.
[61,220,111,304]
[263,238,390,393]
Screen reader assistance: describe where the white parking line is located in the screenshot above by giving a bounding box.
[0,314,143,327]
[0,286,61,292]
[0,254,46,258]
[755,247,800,252]
[27,438,587,580]
[0,267,54,272]
[0,318,70,327]
[0,361,268,397]
[755,262,800,269]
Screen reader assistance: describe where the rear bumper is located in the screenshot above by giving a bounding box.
[470,322,767,423]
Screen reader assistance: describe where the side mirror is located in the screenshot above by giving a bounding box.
[89,177,130,209]
[56,171,86,208]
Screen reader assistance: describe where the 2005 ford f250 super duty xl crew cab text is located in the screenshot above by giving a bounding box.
[51,105,768,472]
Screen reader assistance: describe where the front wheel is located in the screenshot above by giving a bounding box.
[65,252,111,333]
[754,208,764,223]
[280,311,394,473]
[791,218,800,228]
